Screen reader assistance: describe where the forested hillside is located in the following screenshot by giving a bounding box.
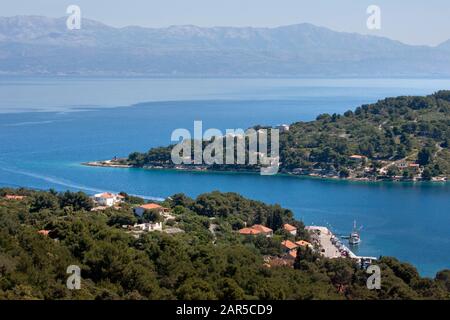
[279,90,450,178]
[125,91,450,181]
[1,188,449,300]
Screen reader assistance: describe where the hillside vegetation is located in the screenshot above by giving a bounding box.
[126,91,450,181]
[1,188,449,300]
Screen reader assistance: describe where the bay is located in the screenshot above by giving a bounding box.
[0,77,449,276]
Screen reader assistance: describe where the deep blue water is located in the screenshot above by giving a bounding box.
[0,78,449,276]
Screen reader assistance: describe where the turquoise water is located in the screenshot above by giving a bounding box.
[0,78,449,276]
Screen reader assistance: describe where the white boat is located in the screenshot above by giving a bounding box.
[348,220,361,245]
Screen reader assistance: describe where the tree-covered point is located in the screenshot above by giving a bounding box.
[166,191,306,236]
[125,91,450,179]
[0,188,449,300]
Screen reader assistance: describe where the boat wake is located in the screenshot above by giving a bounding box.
[0,167,165,201]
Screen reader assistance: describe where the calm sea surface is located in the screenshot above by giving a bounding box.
[0,77,449,276]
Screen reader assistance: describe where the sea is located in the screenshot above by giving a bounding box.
[0,77,449,276]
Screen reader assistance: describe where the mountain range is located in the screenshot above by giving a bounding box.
[1,15,450,77]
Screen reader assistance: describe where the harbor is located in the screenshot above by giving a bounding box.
[306,226,377,267]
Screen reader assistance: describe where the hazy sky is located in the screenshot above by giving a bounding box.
[2,0,450,46]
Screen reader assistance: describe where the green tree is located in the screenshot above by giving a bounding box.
[217,278,245,300]
[436,270,450,292]
[402,170,412,179]
[339,168,350,178]
[266,206,284,231]
[142,209,163,223]
[422,168,433,180]
[108,212,137,227]
[30,192,59,212]
[387,166,399,177]
[418,148,433,166]
[176,279,217,300]
[58,191,93,211]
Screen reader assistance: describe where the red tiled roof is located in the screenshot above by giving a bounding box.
[288,250,297,259]
[283,223,297,232]
[281,240,298,250]
[38,230,50,236]
[252,224,273,233]
[238,227,262,235]
[97,192,116,199]
[139,203,163,210]
[295,240,312,247]
[4,195,25,200]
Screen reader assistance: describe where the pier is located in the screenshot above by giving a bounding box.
[306,226,377,265]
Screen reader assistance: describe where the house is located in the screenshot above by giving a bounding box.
[281,240,299,260]
[276,124,290,133]
[4,195,25,200]
[281,240,298,252]
[38,229,50,236]
[295,240,312,248]
[408,163,421,173]
[93,192,124,207]
[349,155,366,162]
[283,223,297,236]
[238,224,273,237]
[133,203,170,217]
[133,222,162,232]
[250,224,273,237]
[287,250,297,259]
[238,227,263,236]
[397,161,408,169]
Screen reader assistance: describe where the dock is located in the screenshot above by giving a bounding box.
[306,226,377,264]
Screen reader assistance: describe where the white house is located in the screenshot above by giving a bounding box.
[283,223,297,236]
[133,222,162,232]
[397,161,408,169]
[276,124,290,133]
[93,192,124,207]
[349,155,366,162]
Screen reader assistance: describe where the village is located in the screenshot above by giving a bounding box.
[237,220,376,269]
[290,153,447,182]
[91,192,184,236]
[3,190,377,270]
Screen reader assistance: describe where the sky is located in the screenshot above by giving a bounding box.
[1,0,450,46]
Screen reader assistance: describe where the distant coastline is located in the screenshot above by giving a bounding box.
[82,160,448,183]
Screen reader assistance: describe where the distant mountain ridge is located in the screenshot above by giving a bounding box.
[1,15,450,77]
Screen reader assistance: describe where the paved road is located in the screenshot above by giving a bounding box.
[306,226,341,258]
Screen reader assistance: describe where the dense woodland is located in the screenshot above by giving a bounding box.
[126,91,450,180]
[1,188,449,300]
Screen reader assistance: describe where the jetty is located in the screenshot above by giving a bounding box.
[82,159,131,168]
[306,226,377,265]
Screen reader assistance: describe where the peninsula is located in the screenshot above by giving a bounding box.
[85,91,450,182]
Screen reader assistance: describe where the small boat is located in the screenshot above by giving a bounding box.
[348,220,361,245]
